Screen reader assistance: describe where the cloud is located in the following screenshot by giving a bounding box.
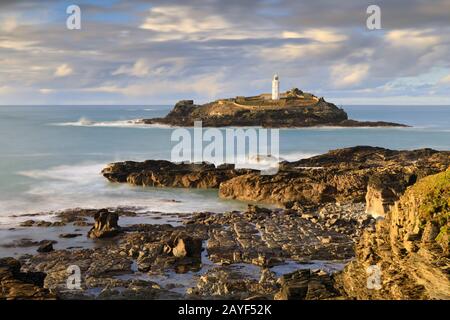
[39,88,54,94]
[85,73,225,99]
[282,29,348,43]
[0,40,37,50]
[331,63,370,88]
[140,5,230,39]
[0,16,17,32]
[54,64,73,77]
[439,74,450,85]
[385,29,440,50]
[112,58,150,77]
[0,86,14,94]
[1,0,450,105]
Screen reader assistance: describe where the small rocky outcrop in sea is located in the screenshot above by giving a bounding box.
[87,209,122,239]
[37,240,55,253]
[335,170,450,299]
[139,92,407,128]
[0,257,55,300]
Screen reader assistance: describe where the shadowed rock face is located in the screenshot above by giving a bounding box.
[140,94,407,128]
[335,170,450,300]
[102,160,256,188]
[0,258,55,300]
[88,209,121,239]
[102,147,450,212]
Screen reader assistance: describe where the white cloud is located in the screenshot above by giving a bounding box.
[140,6,230,36]
[85,73,225,99]
[39,88,54,94]
[0,40,37,51]
[0,17,18,32]
[385,29,440,50]
[0,86,14,94]
[112,59,150,77]
[331,63,370,88]
[260,42,341,61]
[282,29,348,43]
[54,64,73,77]
[438,74,450,85]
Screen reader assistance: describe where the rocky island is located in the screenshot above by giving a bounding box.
[139,88,407,128]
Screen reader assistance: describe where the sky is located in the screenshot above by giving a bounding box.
[1,0,450,105]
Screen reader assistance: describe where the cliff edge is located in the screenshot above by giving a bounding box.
[336,170,450,299]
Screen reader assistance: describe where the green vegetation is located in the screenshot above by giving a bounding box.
[414,170,450,246]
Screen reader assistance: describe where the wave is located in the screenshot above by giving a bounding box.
[0,161,248,226]
[51,118,173,129]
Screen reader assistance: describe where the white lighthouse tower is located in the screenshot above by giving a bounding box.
[272,74,280,100]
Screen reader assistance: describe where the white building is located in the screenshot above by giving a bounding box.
[272,74,280,100]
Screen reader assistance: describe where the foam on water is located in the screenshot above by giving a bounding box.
[51,117,174,129]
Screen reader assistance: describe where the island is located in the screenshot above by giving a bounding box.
[140,86,407,128]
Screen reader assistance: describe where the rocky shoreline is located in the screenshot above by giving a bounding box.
[1,147,449,300]
[139,89,407,128]
[103,146,450,217]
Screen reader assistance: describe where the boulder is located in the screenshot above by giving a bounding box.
[37,240,55,253]
[171,235,203,259]
[87,209,121,239]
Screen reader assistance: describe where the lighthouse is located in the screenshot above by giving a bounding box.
[272,74,280,100]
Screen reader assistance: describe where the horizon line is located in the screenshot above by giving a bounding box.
[1,104,450,107]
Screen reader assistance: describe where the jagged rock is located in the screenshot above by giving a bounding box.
[0,258,55,300]
[102,160,255,188]
[87,209,121,239]
[336,170,450,300]
[170,234,203,259]
[102,147,449,209]
[274,269,340,300]
[37,241,55,253]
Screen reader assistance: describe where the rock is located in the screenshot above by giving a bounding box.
[139,91,406,128]
[170,234,203,258]
[59,233,82,238]
[102,160,254,188]
[274,269,340,300]
[20,220,35,227]
[102,147,449,209]
[0,257,55,300]
[87,209,121,239]
[37,241,55,253]
[336,170,450,300]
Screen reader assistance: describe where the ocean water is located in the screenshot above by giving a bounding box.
[0,105,449,227]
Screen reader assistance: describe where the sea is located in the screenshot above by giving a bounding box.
[0,105,449,228]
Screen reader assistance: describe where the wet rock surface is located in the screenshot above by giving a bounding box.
[3,203,372,299]
[102,147,450,215]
